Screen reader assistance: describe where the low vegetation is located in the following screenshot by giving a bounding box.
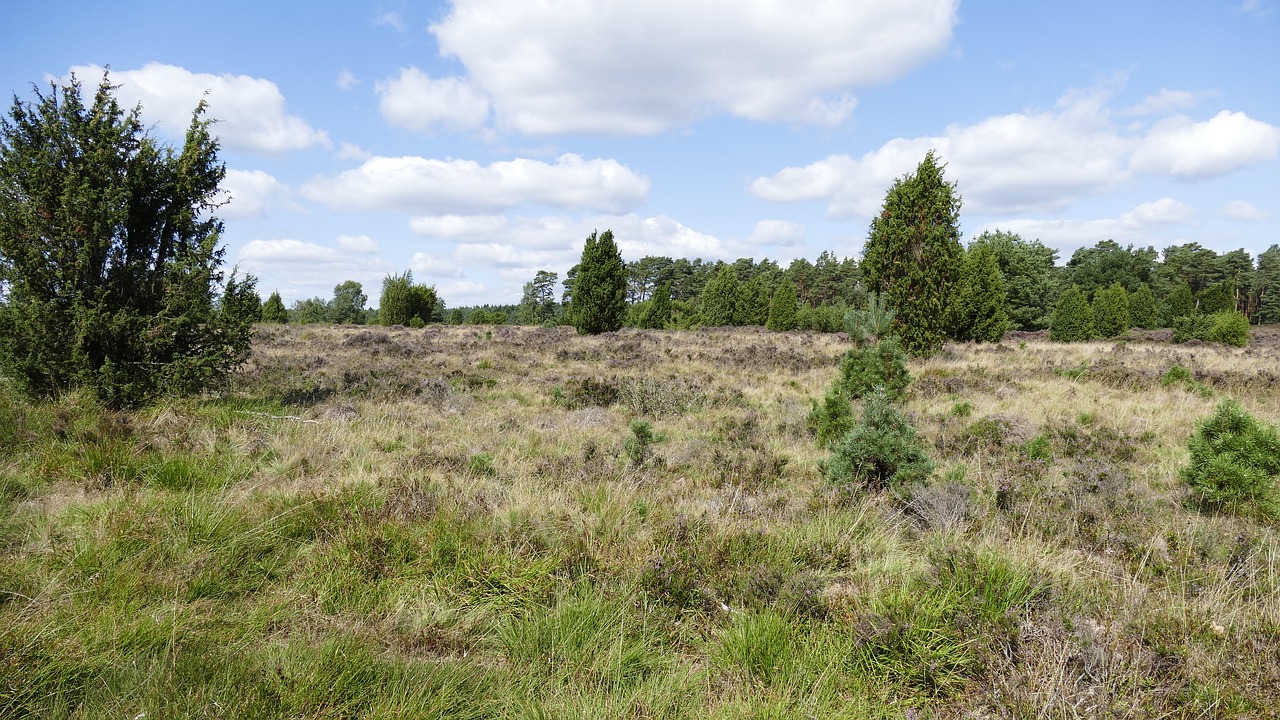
[3,324,1280,717]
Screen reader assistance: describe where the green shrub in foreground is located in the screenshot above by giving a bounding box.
[807,337,910,446]
[822,387,934,492]
[1182,400,1280,521]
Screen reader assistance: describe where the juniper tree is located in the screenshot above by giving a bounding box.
[261,291,288,323]
[1163,282,1195,325]
[1129,283,1158,329]
[1049,285,1096,342]
[379,271,437,327]
[700,265,740,326]
[861,150,963,357]
[637,282,672,329]
[1092,282,1131,338]
[569,229,626,334]
[765,277,798,331]
[948,242,1008,343]
[0,73,253,406]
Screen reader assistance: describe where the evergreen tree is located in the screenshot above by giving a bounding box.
[1092,282,1131,338]
[637,283,672,329]
[330,281,367,325]
[700,265,740,326]
[1254,245,1280,325]
[948,243,1008,342]
[765,278,798,331]
[1198,279,1235,315]
[1163,281,1195,325]
[736,273,772,325]
[0,73,252,406]
[1129,283,1158,329]
[261,291,288,324]
[379,271,437,326]
[517,270,559,325]
[1049,285,1096,342]
[569,229,627,334]
[862,150,964,357]
[968,230,1058,330]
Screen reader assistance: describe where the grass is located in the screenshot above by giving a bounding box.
[1,324,1279,717]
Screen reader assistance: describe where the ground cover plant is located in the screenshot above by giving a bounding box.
[2,324,1280,717]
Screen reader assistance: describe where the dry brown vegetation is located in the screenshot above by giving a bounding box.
[2,324,1278,718]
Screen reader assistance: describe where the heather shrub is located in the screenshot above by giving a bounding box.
[1181,400,1280,521]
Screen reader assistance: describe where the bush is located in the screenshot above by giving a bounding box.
[1129,283,1158,329]
[795,304,845,333]
[379,271,438,327]
[1173,311,1251,347]
[1048,286,1096,342]
[765,278,798,331]
[1092,282,1130,338]
[1181,400,1280,521]
[807,337,910,446]
[822,387,934,492]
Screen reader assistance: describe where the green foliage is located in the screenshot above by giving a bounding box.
[735,273,772,326]
[1129,283,1158,329]
[1173,311,1252,347]
[569,230,627,334]
[968,230,1059,330]
[1163,282,1195,325]
[1092,282,1131,338]
[1252,245,1280,324]
[261,291,288,324]
[948,242,1009,343]
[844,292,895,346]
[517,270,560,325]
[1048,285,1096,342]
[861,150,964,357]
[637,283,672,329]
[1181,400,1280,521]
[623,420,663,466]
[379,271,438,327]
[765,278,798,331]
[1198,279,1236,315]
[822,387,934,491]
[0,74,253,407]
[808,337,911,447]
[794,304,845,332]
[330,281,368,325]
[700,265,740,326]
[1064,239,1157,297]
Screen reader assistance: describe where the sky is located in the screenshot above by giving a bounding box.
[2,1,1278,307]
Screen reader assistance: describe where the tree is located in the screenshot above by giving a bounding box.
[862,150,964,357]
[948,242,1008,343]
[1129,283,1158,329]
[1253,245,1280,325]
[700,265,740,326]
[1049,285,1096,342]
[569,229,626,334]
[1198,280,1235,315]
[518,270,559,325]
[330,280,367,325]
[968,230,1058,330]
[379,271,437,327]
[1065,240,1157,297]
[261,291,288,324]
[736,272,773,325]
[637,282,672,329]
[0,74,253,406]
[1163,281,1195,325]
[1092,282,1131,338]
[765,278,798,331]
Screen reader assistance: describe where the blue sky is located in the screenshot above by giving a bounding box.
[3,1,1278,306]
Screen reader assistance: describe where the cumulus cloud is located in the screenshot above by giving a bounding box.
[236,238,395,292]
[301,154,649,214]
[1121,88,1214,116]
[336,70,360,90]
[337,142,372,162]
[1221,200,1271,221]
[974,198,1198,258]
[1131,111,1280,180]
[409,253,466,278]
[336,235,379,253]
[746,220,806,247]
[430,0,958,134]
[376,67,491,132]
[219,169,295,219]
[67,63,329,154]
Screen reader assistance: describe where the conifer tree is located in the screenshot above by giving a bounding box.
[569,229,627,334]
[1129,284,1157,329]
[736,273,772,325]
[261,291,288,323]
[700,265,740,326]
[766,277,798,331]
[379,271,438,327]
[1092,282,1131,338]
[1163,282,1195,325]
[948,243,1008,342]
[638,283,672,329]
[1198,280,1235,315]
[1049,285,1096,342]
[1254,245,1280,325]
[862,150,963,357]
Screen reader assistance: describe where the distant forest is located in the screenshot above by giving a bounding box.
[268,234,1280,333]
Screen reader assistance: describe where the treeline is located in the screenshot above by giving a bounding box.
[259,272,444,327]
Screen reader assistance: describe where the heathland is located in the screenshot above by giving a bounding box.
[2,324,1278,718]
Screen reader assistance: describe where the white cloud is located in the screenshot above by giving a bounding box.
[302,154,649,214]
[336,70,360,90]
[975,198,1198,258]
[430,0,958,134]
[376,67,491,132]
[67,63,329,154]
[1131,111,1280,180]
[1118,197,1196,228]
[337,142,372,162]
[1222,200,1271,221]
[746,220,806,247]
[236,238,395,292]
[336,234,379,253]
[376,11,406,31]
[219,169,294,219]
[409,253,465,278]
[1121,88,1213,116]
[752,88,1131,217]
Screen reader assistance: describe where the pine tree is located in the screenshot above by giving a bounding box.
[1092,282,1131,338]
[1254,245,1280,325]
[569,229,627,334]
[1129,283,1158,329]
[638,283,672,329]
[948,243,1008,342]
[1163,282,1195,325]
[261,291,288,324]
[1049,285,1096,342]
[700,265,740,326]
[862,150,964,357]
[766,278,798,331]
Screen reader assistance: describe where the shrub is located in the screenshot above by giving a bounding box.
[261,291,288,324]
[807,337,910,446]
[1198,280,1236,314]
[822,387,934,492]
[1129,283,1158,329]
[623,420,662,466]
[765,278,798,331]
[1181,400,1280,521]
[1048,285,1096,342]
[569,229,626,334]
[1162,282,1194,325]
[1092,282,1130,338]
[795,304,845,332]
[379,271,438,327]
[1173,311,1251,347]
